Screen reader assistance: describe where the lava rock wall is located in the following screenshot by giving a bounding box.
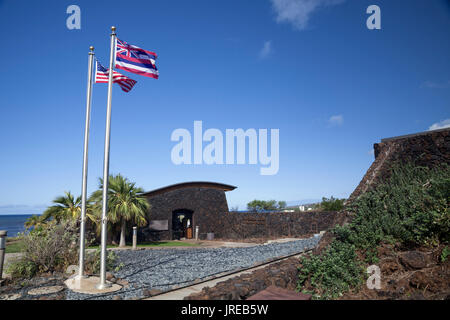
[349,128,450,202]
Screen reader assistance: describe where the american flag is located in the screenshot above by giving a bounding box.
[95,60,137,92]
[115,38,158,79]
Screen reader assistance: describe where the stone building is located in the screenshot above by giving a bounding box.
[138,180,338,241]
[141,181,236,241]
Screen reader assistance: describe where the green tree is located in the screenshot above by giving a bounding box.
[90,174,150,247]
[320,196,345,211]
[41,191,95,223]
[41,191,82,222]
[24,214,45,230]
[247,199,286,212]
[247,200,264,212]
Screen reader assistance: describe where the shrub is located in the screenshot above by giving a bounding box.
[22,219,80,273]
[7,220,81,279]
[298,241,365,299]
[441,246,450,262]
[85,249,123,274]
[6,259,38,279]
[297,163,450,299]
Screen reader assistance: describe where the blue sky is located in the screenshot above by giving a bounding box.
[0,0,449,214]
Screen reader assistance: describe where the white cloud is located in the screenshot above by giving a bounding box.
[428,119,450,131]
[421,80,450,89]
[259,40,272,59]
[270,0,345,30]
[328,114,343,126]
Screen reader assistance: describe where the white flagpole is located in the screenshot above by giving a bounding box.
[77,46,95,280]
[97,26,116,289]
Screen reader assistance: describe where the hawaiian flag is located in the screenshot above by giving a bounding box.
[95,60,137,93]
[115,38,159,79]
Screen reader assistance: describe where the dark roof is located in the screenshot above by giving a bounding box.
[142,181,237,197]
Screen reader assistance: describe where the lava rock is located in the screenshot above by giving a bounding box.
[399,251,429,270]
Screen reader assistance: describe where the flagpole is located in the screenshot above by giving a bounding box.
[77,46,95,280]
[97,26,116,289]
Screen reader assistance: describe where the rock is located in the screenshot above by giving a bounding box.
[142,289,162,297]
[0,293,22,300]
[27,285,65,296]
[116,279,129,287]
[142,289,150,297]
[399,251,428,270]
[149,289,163,296]
[66,265,79,275]
[112,295,122,300]
[106,272,114,281]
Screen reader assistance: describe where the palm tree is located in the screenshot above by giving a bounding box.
[24,214,44,230]
[41,191,81,222]
[90,174,149,247]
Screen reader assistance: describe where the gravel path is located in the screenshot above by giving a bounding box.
[66,235,321,300]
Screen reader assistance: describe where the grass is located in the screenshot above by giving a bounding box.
[88,240,200,249]
[5,240,24,253]
[5,239,200,253]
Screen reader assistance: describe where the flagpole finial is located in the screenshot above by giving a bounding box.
[89,46,94,52]
[111,26,116,33]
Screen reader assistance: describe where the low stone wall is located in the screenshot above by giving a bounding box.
[184,256,301,300]
[204,211,338,240]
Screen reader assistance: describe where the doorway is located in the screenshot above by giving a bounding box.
[172,209,193,240]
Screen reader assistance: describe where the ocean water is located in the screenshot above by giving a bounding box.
[0,214,34,237]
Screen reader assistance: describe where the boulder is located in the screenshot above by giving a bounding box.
[399,251,429,270]
[142,289,163,297]
[0,293,21,300]
[116,279,129,286]
[65,265,79,275]
[105,272,114,281]
[28,285,65,296]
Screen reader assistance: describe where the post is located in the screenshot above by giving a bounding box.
[97,26,116,290]
[77,46,95,279]
[195,225,199,241]
[0,231,7,280]
[132,226,137,250]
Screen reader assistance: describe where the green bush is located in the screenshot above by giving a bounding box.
[441,246,450,262]
[320,196,345,211]
[7,220,81,279]
[297,163,450,299]
[85,249,123,274]
[6,259,38,279]
[298,241,365,299]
